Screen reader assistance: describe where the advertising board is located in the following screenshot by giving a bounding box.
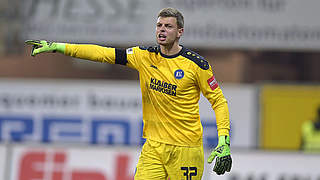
[22,0,320,50]
[0,79,256,148]
[8,144,320,180]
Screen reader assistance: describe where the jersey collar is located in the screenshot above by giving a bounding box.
[159,45,185,59]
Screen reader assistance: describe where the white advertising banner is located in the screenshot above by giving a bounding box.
[8,144,320,180]
[22,0,320,50]
[0,145,7,180]
[0,79,256,148]
[0,79,143,146]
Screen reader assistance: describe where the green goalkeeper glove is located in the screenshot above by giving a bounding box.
[207,135,232,175]
[25,40,65,56]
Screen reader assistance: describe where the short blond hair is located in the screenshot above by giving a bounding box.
[158,7,184,29]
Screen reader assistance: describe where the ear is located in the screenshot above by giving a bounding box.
[177,28,184,38]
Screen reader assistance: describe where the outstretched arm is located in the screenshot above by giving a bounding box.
[25,40,116,64]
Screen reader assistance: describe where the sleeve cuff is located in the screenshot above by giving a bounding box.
[217,128,230,137]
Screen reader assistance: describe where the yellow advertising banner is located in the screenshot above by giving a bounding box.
[260,84,320,150]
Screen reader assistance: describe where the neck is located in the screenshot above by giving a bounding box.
[160,41,182,56]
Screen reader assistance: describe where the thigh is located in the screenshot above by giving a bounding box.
[135,140,168,180]
[166,145,204,180]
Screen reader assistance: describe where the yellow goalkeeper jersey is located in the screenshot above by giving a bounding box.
[65,44,230,147]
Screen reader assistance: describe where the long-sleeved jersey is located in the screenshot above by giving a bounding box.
[65,44,230,147]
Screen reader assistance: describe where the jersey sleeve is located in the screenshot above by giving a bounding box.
[65,44,116,64]
[65,44,142,71]
[195,63,230,137]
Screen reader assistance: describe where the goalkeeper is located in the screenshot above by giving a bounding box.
[26,7,232,180]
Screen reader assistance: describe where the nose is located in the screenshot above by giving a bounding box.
[159,25,165,31]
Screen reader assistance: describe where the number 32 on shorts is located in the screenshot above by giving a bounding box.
[181,167,197,180]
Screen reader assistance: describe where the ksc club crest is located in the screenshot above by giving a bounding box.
[174,69,184,79]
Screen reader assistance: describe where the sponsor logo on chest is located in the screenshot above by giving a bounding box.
[149,78,177,96]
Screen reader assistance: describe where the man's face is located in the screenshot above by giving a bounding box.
[156,17,183,46]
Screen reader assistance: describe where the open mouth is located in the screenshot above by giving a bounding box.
[158,34,167,41]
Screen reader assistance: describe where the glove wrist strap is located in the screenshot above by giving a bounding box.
[218,135,230,146]
[55,43,66,54]
[218,136,226,146]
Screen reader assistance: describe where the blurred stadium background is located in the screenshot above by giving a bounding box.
[0,0,320,179]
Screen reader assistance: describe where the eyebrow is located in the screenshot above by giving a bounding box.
[157,22,174,26]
